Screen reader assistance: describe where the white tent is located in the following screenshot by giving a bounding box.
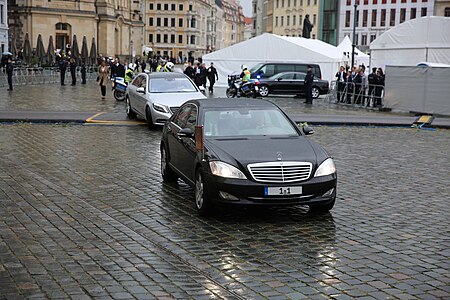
[202,33,345,86]
[337,35,370,68]
[370,16,450,69]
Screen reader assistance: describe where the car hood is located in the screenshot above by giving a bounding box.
[149,92,206,106]
[206,136,326,168]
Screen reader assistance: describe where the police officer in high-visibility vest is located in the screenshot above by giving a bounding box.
[156,60,165,72]
[162,62,174,72]
[238,64,251,97]
[124,63,136,84]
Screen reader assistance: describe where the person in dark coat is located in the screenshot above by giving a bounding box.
[374,68,385,107]
[81,62,87,84]
[6,56,14,91]
[367,67,378,107]
[69,58,77,86]
[304,65,314,104]
[207,62,219,93]
[335,66,347,103]
[200,63,208,89]
[302,15,314,39]
[353,69,363,104]
[57,52,68,86]
[184,62,195,81]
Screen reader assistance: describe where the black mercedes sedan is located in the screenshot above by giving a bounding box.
[160,99,337,216]
[258,72,329,98]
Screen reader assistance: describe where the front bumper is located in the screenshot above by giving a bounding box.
[204,172,337,206]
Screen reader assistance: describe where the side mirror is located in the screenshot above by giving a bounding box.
[298,123,314,135]
[177,127,194,139]
[277,78,283,81]
[136,87,145,94]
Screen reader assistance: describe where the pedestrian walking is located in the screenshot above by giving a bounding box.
[207,62,219,93]
[367,67,378,107]
[69,57,77,86]
[184,62,195,82]
[57,52,68,86]
[98,60,110,99]
[141,59,147,72]
[304,65,314,104]
[6,56,14,91]
[200,63,208,89]
[81,62,87,84]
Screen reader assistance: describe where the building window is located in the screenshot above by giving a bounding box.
[189,4,192,11]
[164,3,168,10]
[307,0,311,5]
[287,16,290,26]
[400,8,406,23]
[164,34,168,43]
[410,8,416,19]
[157,3,161,10]
[345,11,351,27]
[381,9,386,26]
[171,34,175,43]
[288,0,291,6]
[361,34,367,46]
[299,15,302,25]
[391,0,396,3]
[171,4,175,10]
[276,0,279,8]
[370,34,376,42]
[281,16,284,26]
[149,17,153,26]
[314,0,317,4]
[363,10,368,27]
[313,14,316,25]
[178,35,183,44]
[356,10,359,26]
[293,15,296,26]
[171,18,175,27]
[149,3,154,10]
[190,35,195,44]
[446,7,450,17]
[390,9,395,26]
[157,34,161,43]
[191,17,196,28]
[421,7,427,17]
[179,4,184,10]
[373,0,377,4]
[157,18,161,26]
[371,9,377,27]
[149,34,153,43]
[276,16,279,27]
[179,18,183,27]
[282,0,284,8]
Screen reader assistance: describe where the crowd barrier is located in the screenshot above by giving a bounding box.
[326,80,385,108]
[0,66,99,87]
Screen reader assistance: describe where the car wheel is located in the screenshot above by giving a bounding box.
[195,169,213,216]
[312,87,320,99]
[145,106,155,129]
[125,97,137,119]
[308,198,335,213]
[259,85,269,97]
[160,145,178,182]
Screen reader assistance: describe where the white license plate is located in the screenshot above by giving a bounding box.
[264,186,302,196]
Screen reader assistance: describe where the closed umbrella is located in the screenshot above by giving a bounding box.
[9,37,18,59]
[81,36,89,65]
[89,37,97,66]
[47,35,55,65]
[71,34,80,64]
[23,32,32,65]
[35,34,46,65]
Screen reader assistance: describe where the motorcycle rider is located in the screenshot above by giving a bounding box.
[162,62,174,72]
[124,63,136,84]
[238,64,251,97]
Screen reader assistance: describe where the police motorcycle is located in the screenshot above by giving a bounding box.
[113,63,137,101]
[226,65,260,98]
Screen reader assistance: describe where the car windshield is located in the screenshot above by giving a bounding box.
[204,108,299,138]
[249,63,264,73]
[149,77,198,93]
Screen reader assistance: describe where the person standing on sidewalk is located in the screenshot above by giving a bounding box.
[57,51,68,86]
[207,62,218,93]
[6,56,14,91]
[304,65,314,104]
[98,60,110,99]
[69,58,77,86]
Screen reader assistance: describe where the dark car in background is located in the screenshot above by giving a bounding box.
[257,72,329,98]
[160,99,337,216]
[249,62,322,80]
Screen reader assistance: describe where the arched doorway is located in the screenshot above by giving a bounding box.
[55,23,72,51]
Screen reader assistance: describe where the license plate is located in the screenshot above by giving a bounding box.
[264,186,302,196]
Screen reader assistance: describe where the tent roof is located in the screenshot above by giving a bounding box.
[203,33,343,64]
[337,36,369,58]
[370,16,450,50]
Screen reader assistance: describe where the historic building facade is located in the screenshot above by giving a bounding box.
[0,0,7,53]
[434,0,450,16]
[7,0,144,59]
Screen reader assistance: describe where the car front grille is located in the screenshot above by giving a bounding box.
[247,162,312,183]
[170,106,179,114]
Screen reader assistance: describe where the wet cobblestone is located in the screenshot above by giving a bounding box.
[0,124,449,299]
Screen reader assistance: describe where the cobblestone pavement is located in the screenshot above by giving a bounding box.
[0,81,394,117]
[0,123,449,299]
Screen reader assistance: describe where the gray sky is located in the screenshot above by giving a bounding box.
[240,0,252,17]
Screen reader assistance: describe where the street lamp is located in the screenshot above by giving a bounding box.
[351,1,358,69]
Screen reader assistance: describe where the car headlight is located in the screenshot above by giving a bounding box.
[314,158,336,177]
[153,103,170,113]
[209,161,247,179]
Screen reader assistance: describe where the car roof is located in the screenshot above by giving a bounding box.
[140,72,187,79]
[185,99,279,109]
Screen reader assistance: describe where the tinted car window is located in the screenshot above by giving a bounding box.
[294,65,308,74]
[185,106,198,132]
[279,73,295,80]
[132,75,144,87]
[277,65,295,73]
[173,104,192,128]
[295,73,306,80]
[259,64,276,77]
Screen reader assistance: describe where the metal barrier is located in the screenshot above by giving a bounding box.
[0,66,99,88]
[328,80,385,108]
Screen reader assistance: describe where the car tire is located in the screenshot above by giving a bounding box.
[125,97,137,119]
[145,106,156,129]
[308,198,335,213]
[312,87,320,99]
[160,145,178,182]
[195,169,213,216]
[259,85,269,97]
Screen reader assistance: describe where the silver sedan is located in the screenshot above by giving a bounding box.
[125,72,206,127]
